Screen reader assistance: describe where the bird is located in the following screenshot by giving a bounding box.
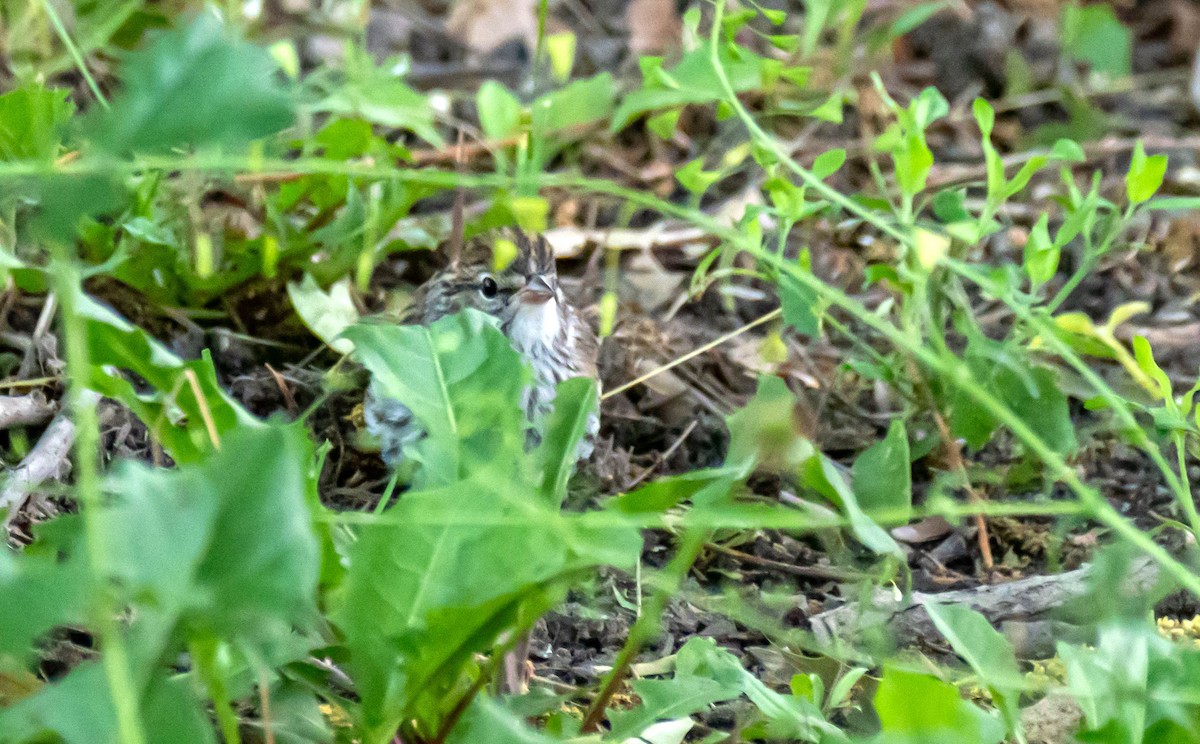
[362,229,600,468]
[361,230,600,696]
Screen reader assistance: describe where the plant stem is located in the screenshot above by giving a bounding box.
[579,528,708,732]
[41,0,110,110]
[50,252,145,744]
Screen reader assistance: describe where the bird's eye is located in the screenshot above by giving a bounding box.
[479,276,499,298]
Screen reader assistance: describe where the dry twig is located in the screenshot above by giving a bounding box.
[1,390,100,526]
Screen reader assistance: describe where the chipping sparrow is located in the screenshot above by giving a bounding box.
[363,230,600,468]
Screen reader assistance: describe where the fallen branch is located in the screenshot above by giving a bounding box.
[0,390,100,525]
[809,555,1160,651]
[0,394,57,430]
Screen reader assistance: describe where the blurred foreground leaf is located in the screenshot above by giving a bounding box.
[89,14,294,154]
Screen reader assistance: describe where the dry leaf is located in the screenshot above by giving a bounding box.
[890,515,955,544]
[626,0,682,56]
[445,0,536,56]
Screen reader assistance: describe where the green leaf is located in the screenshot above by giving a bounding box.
[0,83,74,161]
[1003,155,1048,199]
[544,32,576,82]
[812,148,846,180]
[950,336,1077,455]
[760,7,786,24]
[647,108,682,139]
[531,73,614,135]
[851,420,911,519]
[1023,213,1059,286]
[1061,2,1132,78]
[873,666,1005,744]
[612,46,774,131]
[727,377,901,556]
[287,274,360,354]
[28,173,126,242]
[0,531,90,659]
[1125,141,1168,205]
[312,50,440,145]
[806,91,844,122]
[76,292,260,463]
[337,474,638,736]
[972,98,995,138]
[343,311,529,485]
[535,376,598,505]
[894,129,934,197]
[779,252,822,337]
[1144,196,1200,211]
[447,697,559,744]
[1132,336,1173,401]
[725,376,811,474]
[799,453,901,557]
[477,81,523,141]
[102,422,321,639]
[1051,138,1086,162]
[925,604,1024,738]
[676,158,722,195]
[90,14,294,154]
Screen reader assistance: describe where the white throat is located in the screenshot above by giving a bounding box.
[508,296,563,354]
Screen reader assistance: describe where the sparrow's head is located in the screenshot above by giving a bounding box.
[413,231,565,344]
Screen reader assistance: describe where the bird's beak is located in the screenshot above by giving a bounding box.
[520,274,556,305]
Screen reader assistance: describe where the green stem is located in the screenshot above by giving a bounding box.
[578,528,708,732]
[1174,431,1200,538]
[50,252,145,744]
[706,0,1200,593]
[40,0,110,110]
[191,636,241,744]
[1046,204,1134,314]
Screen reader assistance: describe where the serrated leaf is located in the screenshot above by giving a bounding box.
[103,422,320,639]
[0,83,74,161]
[77,291,260,463]
[90,14,294,154]
[343,311,529,485]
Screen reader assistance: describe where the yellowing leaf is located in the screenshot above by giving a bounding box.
[914,228,949,271]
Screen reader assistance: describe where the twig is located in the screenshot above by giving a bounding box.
[1,390,99,526]
[0,394,57,430]
[601,309,781,400]
[264,364,298,416]
[911,364,995,570]
[17,292,57,380]
[183,369,221,450]
[809,555,1160,648]
[257,666,276,744]
[706,543,870,583]
[447,129,468,267]
[928,405,994,570]
[624,420,699,489]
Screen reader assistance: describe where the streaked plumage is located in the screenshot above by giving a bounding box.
[363,230,599,466]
